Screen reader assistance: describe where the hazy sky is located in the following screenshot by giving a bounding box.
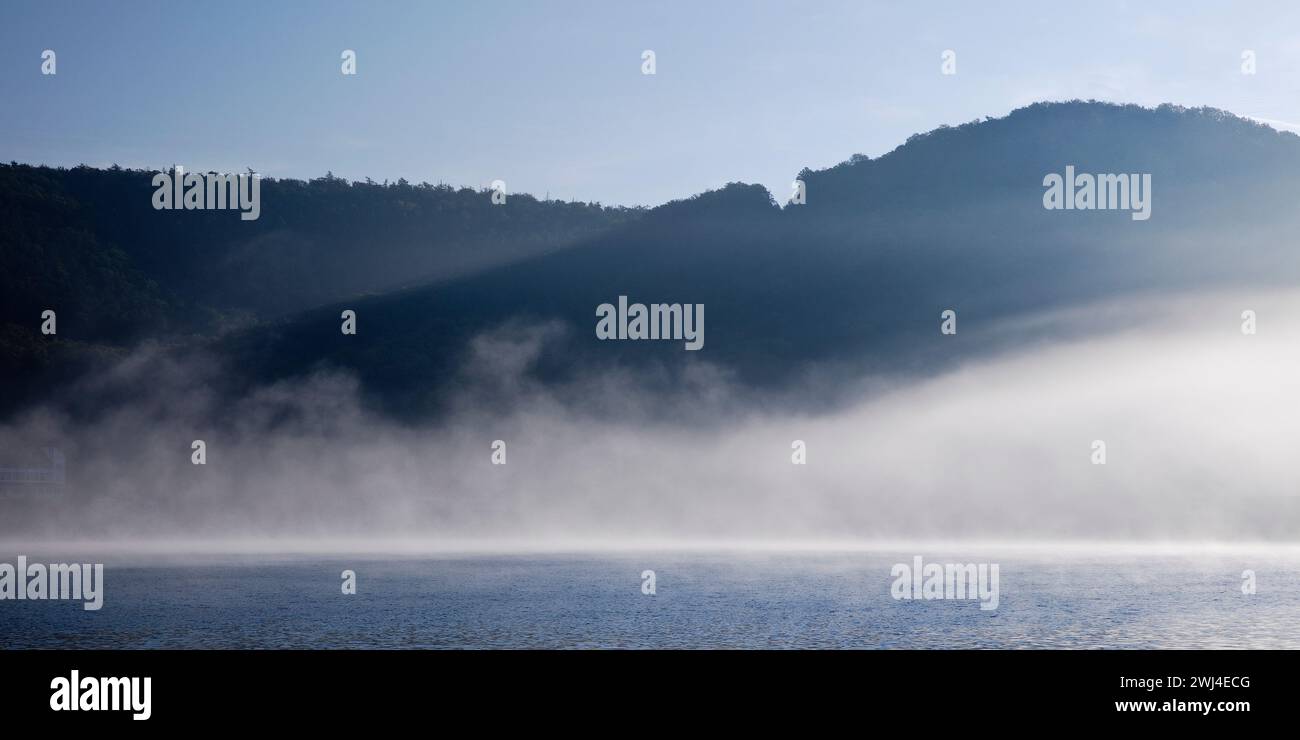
[3,0,1299,206]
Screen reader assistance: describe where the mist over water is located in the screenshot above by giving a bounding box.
[4,552,1296,649]
[3,289,1299,551]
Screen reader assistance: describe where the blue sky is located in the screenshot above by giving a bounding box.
[2,0,1298,206]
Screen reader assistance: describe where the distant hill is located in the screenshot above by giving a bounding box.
[220,101,1300,417]
[6,100,1300,419]
[0,164,636,414]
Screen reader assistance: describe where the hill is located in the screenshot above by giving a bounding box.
[7,100,1300,419]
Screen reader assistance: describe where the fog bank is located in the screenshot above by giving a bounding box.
[3,289,1298,548]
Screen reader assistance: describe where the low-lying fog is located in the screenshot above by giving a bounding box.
[3,289,1298,552]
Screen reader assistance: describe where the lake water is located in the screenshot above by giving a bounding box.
[2,550,1297,648]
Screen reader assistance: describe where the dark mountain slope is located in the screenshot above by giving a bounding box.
[219,102,1300,418]
[8,101,1300,420]
[0,164,636,415]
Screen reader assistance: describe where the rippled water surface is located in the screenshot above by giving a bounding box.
[3,551,1297,648]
